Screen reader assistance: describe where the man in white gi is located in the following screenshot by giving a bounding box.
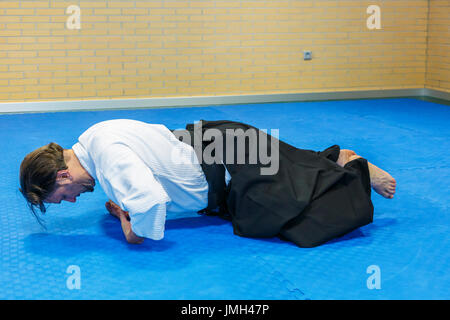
[19,119,230,244]
[19,119,396,247]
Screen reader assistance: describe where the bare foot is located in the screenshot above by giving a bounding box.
[337,149,357,167]
[348,155,396,199]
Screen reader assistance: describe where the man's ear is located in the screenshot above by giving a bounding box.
[55,169,73,183]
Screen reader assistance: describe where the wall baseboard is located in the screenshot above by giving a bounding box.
[0,88,448,114]
[423,88,450,101]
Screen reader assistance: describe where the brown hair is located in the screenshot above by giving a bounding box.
[19,142,68,225]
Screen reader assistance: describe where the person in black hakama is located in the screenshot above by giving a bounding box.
[20,119,396,247]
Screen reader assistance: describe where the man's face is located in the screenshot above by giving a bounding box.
[45,182,84,204]
[44,170,95,203]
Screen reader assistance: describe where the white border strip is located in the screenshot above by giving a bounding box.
[0,88,448,114]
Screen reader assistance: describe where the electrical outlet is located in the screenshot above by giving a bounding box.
[303,50,312,60]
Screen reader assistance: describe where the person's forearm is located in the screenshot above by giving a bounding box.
[119,214,144,244]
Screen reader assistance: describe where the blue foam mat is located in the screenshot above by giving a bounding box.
[0,98,449,299]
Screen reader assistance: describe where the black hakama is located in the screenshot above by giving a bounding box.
[181,120,374,248]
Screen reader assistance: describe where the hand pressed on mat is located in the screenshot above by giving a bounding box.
[105,200,144,244]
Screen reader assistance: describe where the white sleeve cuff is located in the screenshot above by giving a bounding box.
[129,201,168,240]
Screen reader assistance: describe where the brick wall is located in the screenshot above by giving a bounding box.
[0,0,445,103]
[425,0,449,91]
